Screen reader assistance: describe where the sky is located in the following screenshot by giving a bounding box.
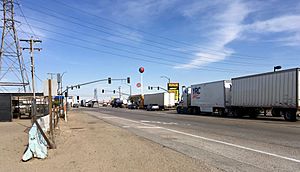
[1,0,300,100]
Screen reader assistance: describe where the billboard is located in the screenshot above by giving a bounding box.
[167,83,179,101]
[43,79,58,96]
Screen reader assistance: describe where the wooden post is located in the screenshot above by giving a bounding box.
[35,120,55,149]
[48,79,55,145]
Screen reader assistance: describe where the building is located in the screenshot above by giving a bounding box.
[0,93,44,122]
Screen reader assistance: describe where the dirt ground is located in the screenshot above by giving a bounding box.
[0,110,215,172]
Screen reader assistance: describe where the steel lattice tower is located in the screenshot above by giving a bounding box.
[0,0,29,92]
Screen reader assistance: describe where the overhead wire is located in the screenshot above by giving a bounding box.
[17,29,253,74]
[17,25,258,74]
[21,15,274,67]
[19,5,295,69]
[21,2,272,62]
[49,0,282,60]
[15,0,38,38]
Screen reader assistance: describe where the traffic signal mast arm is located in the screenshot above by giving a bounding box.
[101,89,130,96]
[62,77,130,94]
[148,86,168,92]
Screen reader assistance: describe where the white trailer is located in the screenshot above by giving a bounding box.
[231,68,300,121]
[144,92,175,109]
[177,80,231,115]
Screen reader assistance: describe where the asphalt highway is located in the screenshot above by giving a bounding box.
[76,107,300,171]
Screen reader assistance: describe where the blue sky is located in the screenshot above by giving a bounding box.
[2,0,300,100]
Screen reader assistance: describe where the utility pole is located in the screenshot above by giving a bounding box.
[21,38,41,122]
[118,86,121,98]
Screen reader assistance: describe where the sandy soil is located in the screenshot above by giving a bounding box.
[0,110,214,172]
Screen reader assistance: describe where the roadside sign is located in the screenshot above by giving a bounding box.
[167,83,179,101]
[136,83,141,88]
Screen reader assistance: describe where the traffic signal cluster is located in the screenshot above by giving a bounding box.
[148,86,160,90]
[101,89,116,94]
[70,85,80,90]
[107,77,130,84]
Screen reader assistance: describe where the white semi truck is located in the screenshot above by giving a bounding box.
[144,92,175,110]
[177,68,300,121]
[177,80,231,115]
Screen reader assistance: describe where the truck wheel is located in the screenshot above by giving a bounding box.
[249,113,259,118]
[232,109,243,118]
[249,109,260,118]
[271,109,281,117]
[218,109,226,117]
[283,110,297,122]
[176,107,181,114]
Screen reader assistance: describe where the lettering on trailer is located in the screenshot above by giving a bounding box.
[192,87,201,99]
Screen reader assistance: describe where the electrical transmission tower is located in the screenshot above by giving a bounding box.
[0,0,29,92]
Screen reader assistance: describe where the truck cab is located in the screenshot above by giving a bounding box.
[177,87,191,114]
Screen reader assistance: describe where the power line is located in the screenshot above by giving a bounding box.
[17,29,255,74]
[15,0,38,38]
[20,5,297,69]
[21,15,276,67]
[17,26,258,74]
[21,2,273,61]
[49,0,280,60]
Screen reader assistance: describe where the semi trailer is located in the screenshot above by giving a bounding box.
[177,68,300,121]
[231,68,299,121]
[144,92,175,110]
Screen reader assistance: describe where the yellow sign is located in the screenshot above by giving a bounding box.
[167,83,179,101]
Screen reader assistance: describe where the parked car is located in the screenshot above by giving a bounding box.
[111,98,123,108]
[128,103,138,109]
[73,102,79,108]
[146,104,160,111]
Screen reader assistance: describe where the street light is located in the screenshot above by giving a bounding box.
[160,75,170,83]
[125,84,132,97]
[274,66,282,72]
[160,76,171,107]
[59,72,67,120]
[60,72,67,94]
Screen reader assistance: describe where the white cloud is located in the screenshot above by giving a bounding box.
[176,0,251,69]
[245,15,300,33]
[111,0,178,25]
[177,0,300,69]
[241,15,300,46]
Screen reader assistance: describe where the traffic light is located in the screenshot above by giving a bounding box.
[65,92,68,98]
[127,77,130,84]
[148,86,150,90]
[77,85,80,89]
[113,90,116,94]
[108,77,111,84]
[157,87,159,90]
[71,86,73,90]
[102,89,104,93]
[77,96,80,100]
[151,87,153,90]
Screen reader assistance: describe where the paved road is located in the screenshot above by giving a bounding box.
[76,107,300,171]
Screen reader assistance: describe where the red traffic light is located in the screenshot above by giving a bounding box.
[139,67,144,73]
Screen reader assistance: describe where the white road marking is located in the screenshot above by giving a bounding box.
[102,117,118,119]
[141,120,178,125]
[136,126,161,129]
[122,126,130,128]
[95,114,300,163]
